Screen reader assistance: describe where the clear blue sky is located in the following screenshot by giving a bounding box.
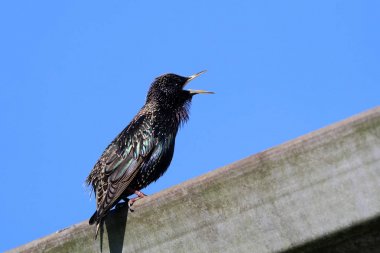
[1,0,379,251]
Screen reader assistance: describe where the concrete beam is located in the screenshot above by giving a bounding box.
[8,107,380,253]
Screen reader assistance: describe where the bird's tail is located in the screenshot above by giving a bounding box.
[89,211,98,225]
[89,211,103,239]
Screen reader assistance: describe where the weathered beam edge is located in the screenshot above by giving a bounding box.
[8,106,380,253]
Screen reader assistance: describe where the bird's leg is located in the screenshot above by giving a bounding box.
[126,188,147,212]
[135,190,147,198]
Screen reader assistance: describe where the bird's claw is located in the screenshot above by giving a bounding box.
[128,201,135,212]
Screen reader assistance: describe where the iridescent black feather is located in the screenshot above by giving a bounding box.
[86,72,212,237]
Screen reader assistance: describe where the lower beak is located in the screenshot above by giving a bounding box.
[185,70,214,95]
[188,89,215,94]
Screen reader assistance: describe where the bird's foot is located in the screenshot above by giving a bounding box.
[126,190,148,212]
[127,197,142,212]
[124,188,148,212]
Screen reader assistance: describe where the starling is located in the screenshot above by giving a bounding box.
[86,70,213,237]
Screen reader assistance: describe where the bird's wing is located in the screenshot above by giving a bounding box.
[96,113,156,217]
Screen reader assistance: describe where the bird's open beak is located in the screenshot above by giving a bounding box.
[185,70,214,95]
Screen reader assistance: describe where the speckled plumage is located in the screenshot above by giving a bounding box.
[86,71,212,237]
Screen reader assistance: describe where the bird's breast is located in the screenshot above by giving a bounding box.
[130,134,176,190]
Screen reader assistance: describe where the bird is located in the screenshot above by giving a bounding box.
[86,70,213,238]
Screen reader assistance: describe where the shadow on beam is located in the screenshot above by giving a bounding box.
[102,204,129,253]
[280,215,380,253]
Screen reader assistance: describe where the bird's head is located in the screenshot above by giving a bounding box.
[146,70,213,107]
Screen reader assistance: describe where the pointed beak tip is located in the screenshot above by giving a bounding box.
[188,70,207,81]
[197,69,207,75]
[188,89,214,95]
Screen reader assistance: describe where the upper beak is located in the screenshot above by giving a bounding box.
[185,70,214,95]
[186,70,207,83]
